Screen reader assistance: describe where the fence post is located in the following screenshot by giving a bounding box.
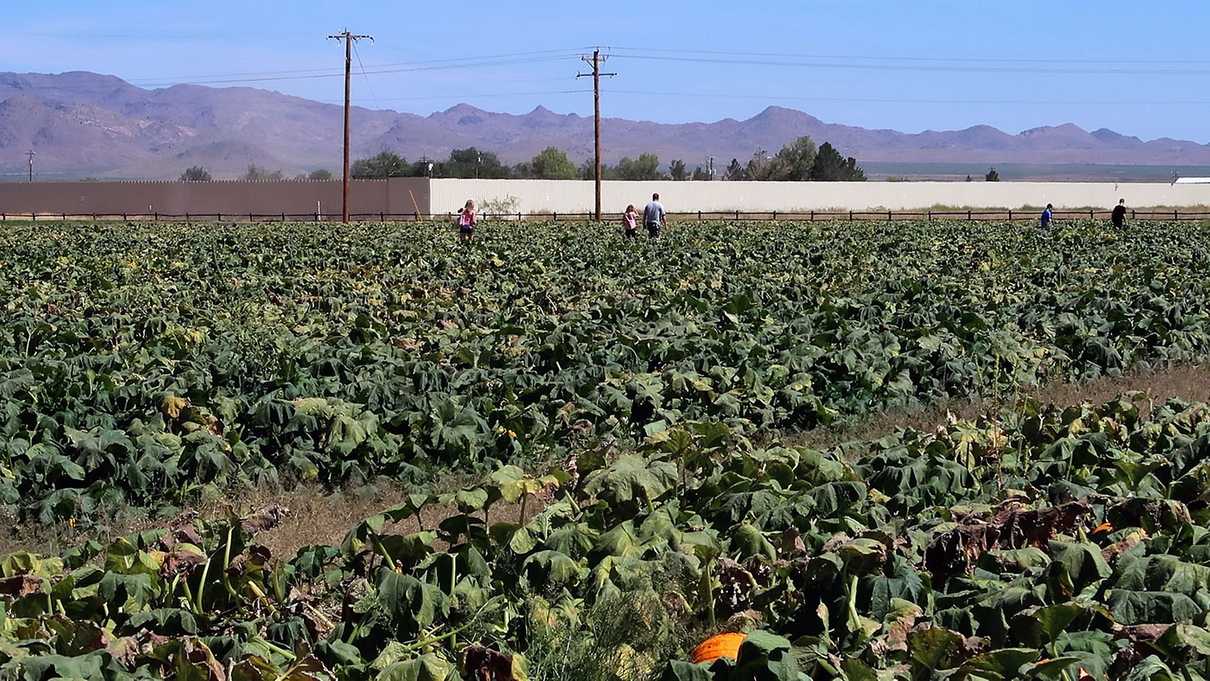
[185,212,190,224]
[1089,209,1094,220]
[553,212,558,222]
[735,210,740,221]
[122,213,127,221]
[30,213,35,222]
[218,212,222,221]
[928,210,932,222]
[1176,209,1180,221]
[517,211,522,221]
[380,211,385,221]
[698,210,702,220]
[810,210,814,222]
[967,210,971,221]
[1008,209,1013,221]
[849,210,853,221]
[887,210,892,222]
[249,212,254,222]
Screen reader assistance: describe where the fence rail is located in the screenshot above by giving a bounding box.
[2,209,1209,223]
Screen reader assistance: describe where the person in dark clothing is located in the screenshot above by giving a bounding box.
[1040,203,1054,228]
[1111,199,1127,228]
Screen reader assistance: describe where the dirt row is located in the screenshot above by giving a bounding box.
[4,363,1208,559]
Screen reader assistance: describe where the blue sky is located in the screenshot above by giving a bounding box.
[5,0,1210,141]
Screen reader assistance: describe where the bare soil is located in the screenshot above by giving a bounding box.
[792,363,1210,450]
[4,363,1208,560]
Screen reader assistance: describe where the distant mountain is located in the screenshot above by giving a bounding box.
[3,70,1210,179]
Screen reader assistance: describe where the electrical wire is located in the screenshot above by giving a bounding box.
[123,48,589,86]
[128,55,579,88]
[350,90,590,103]
[323,88,592,106]
[605,88,1210,107]
[608,52,1210,76]
[351,41,379,103]
[606,45,1210,67]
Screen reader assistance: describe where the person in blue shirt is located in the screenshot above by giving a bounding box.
[643,193,666,239]
[1040,203,1054,228]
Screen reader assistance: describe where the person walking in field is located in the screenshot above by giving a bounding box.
[1111,199,1127,229]
[643,193,666,239]
[1040,203,1054,228]
[623,204,639,239]
[457,199,477,242]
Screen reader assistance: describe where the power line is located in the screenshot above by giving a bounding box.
[606,89,1210,107]
[125,55,579,88]
[332,89,592,105]
[122,47,590,85]
[352,41,378,103]
[608,45,1210,67]
[608,52,1210,76]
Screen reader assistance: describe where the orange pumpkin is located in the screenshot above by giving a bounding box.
[691,632,746,665]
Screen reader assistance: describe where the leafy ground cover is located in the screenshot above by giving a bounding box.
[5,395,1210,679]
[6,219,1210,679]
[3,219,1210,525]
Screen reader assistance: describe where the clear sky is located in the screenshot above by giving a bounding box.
[5,0,1210,142]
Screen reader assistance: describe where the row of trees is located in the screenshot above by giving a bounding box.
[179,136,866,183]
[964,169,1001,182]
[721,139,865,182]
[350,136,865,182]
[180,165,333,182]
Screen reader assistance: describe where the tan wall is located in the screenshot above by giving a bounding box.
[0,179,431,216]
[8,178,1208,218]
[432,179,1210,214]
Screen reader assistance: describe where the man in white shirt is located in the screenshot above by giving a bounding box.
[643,193,666,239]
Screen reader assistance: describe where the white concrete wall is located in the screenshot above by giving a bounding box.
[431,179,1210,214]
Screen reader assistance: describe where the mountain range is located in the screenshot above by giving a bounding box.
[3,70,1210,180]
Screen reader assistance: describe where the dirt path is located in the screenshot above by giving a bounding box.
[791,363,1210,450]
[5,363,1208,560]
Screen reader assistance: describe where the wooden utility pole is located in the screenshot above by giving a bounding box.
[578,49,616,222]
[328,30,372,223]
[25,150,35,183]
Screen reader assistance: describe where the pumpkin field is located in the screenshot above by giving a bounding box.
[4,219,1210,680]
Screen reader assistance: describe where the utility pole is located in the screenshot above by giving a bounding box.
[578,49,616,221]
[328,29,373,223]
[26,150,35,182]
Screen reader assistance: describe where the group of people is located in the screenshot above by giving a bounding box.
[454,193,669,242]
[458,194,1133,237]
[1040,199,1129,228]
[623,193,667,239]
